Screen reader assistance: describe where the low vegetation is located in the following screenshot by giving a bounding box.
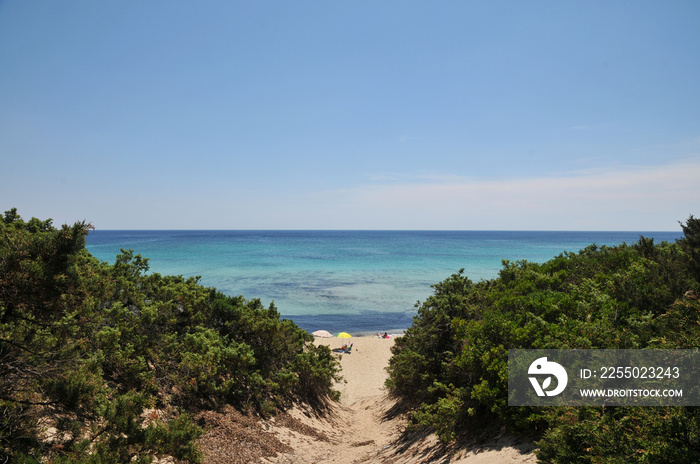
[387,215,700,463]
[6,207,699,463]
[0,209,340,463]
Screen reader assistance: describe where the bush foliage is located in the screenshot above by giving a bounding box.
[0,209,340,463]
[387,216,700,462]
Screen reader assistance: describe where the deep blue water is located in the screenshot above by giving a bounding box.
[86,230,682,335]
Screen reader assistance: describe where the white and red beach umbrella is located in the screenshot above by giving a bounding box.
[312,330,333,338]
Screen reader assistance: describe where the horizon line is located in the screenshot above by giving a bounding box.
[87,228,682,233]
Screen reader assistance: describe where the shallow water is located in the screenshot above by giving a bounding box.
[86,230,681,334]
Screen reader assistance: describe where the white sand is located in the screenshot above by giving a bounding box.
[263,336,537,464]
[315,336,395,404]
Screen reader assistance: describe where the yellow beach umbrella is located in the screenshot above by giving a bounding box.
[336,332,352,338]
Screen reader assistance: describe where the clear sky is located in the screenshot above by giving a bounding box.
[1,1,699,230]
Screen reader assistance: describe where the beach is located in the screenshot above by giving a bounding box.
[315,335,396,404]
[256,336,537,464]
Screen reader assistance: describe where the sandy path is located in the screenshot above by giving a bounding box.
[263,337,537,464]
[318,336,395,405]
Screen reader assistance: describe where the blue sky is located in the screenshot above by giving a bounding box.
[1,1,699,230]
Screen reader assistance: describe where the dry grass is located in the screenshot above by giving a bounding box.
[196,407,291,464]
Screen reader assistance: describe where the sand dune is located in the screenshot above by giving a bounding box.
[260,336,537,464]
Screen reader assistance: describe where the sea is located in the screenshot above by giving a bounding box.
[86,230,682,336]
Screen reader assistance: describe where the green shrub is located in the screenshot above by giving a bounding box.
[387,216,700,462]
[0,208,340,462]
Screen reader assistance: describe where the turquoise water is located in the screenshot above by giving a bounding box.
[86,230,682,335]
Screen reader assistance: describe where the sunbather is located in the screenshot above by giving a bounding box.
[332,343,353,354]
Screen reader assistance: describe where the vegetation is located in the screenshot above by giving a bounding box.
[387,216,700,463]
[0,209,340,463]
